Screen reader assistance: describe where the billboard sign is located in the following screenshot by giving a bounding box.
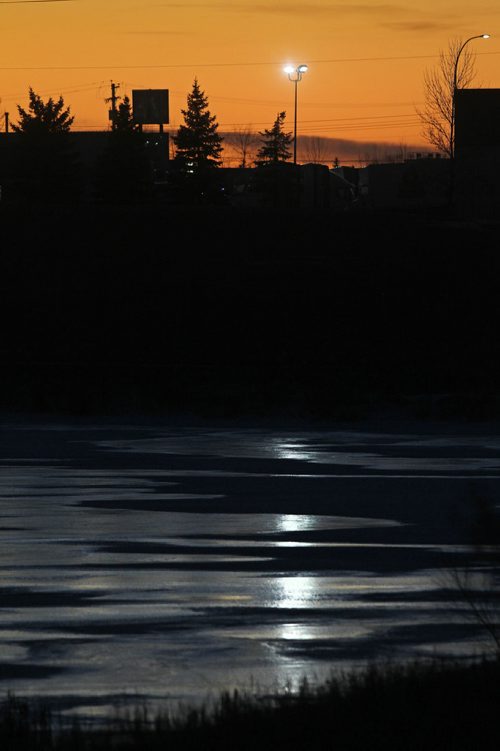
[132,89,169,125]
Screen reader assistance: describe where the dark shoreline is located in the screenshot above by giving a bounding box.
[1,658,499,750]
[1,205,499,420]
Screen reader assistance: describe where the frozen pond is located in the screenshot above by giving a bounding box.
[0,417,499,719]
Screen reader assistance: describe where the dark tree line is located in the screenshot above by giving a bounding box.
[2,82,297,206]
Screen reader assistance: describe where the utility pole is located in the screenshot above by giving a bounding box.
[4,112,8,134]
[106,81,120,130]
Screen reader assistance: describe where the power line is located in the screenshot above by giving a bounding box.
[0,80,107,102]
[220,113,421,129]
[298,122,421,135]
[288,113,422,124]
[1,50,499,71]
[126,81,424,109]
[0,52,479,72]
[0,77,426,123]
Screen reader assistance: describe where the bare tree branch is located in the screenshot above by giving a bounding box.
[225,125,258,167]
[416,38,477,158]
[300,136,331,165]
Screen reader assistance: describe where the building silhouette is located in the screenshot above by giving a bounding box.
[455,88,500,218]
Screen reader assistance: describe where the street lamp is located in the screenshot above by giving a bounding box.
[453,34,490,92]
[451,34,490,158]
[284,63,308,164]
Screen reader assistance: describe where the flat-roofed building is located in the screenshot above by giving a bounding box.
[455,88,500,218]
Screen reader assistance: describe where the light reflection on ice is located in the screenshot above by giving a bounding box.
[272,576,319,609]
[1,421,500,715]
[95,429,500,473]
[276,622,370,642]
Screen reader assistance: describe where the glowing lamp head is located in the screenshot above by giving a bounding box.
[284,64,295,74]
[298,64,309,73]
[482,34,490,39]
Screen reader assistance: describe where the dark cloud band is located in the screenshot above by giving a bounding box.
[156,2,401,11]
[0,1,75,5]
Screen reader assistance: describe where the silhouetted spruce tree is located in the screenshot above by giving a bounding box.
[113,95,137,133]
[255,112,292,166]
[254,112,297,207]
[95,95,153,203]
[11,88,80,202]
[12,88,74,135]
[174,79,223,170]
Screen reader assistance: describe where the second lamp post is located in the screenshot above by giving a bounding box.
[284,64,308,164]
[451,34,489,159]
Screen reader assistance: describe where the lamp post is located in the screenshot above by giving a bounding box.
[451,34,489,158]
[284,64,308,164]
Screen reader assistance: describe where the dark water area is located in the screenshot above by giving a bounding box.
[0,416,499,721]
[1,204,500,418]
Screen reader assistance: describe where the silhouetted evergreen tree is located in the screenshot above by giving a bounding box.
[94,95,153,203]
[113,95,137,133]
[174,79,223,170]
[12,88,74,136]
[11,88,80,202]
[253,111,296,207]
[170,79,225,203]
[255,112,292,166]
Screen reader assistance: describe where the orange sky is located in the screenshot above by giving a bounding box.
[1,1,499,163]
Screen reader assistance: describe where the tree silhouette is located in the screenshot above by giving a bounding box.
[95,95,152,203]
[174,79,223,170]
[12,87,74,135]
[252,112,297,207]
[11,88,79,202]
[113,94,136,133]
[416,39,477,158]
[255,112,292,166]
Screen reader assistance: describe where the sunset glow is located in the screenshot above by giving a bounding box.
[0,1,498,162]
